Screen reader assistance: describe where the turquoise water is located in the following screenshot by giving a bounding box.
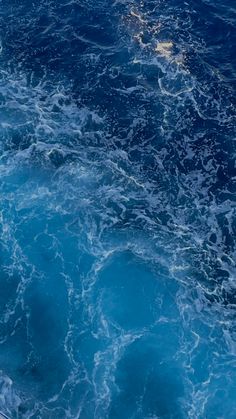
[0,0,235,417]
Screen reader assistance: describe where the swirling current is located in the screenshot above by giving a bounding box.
[0,0,235,418]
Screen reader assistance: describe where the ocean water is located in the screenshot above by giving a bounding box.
[0,0,235,417]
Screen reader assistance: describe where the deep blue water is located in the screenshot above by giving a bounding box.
[0,0,235,417]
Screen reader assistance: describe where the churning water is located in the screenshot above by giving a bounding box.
[0,0,235,417]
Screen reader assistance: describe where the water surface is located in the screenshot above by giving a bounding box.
[0,0,235,417]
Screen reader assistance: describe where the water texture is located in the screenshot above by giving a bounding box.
[0,0,235,417]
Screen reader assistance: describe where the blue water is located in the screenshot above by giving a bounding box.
[0,0,235,417]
